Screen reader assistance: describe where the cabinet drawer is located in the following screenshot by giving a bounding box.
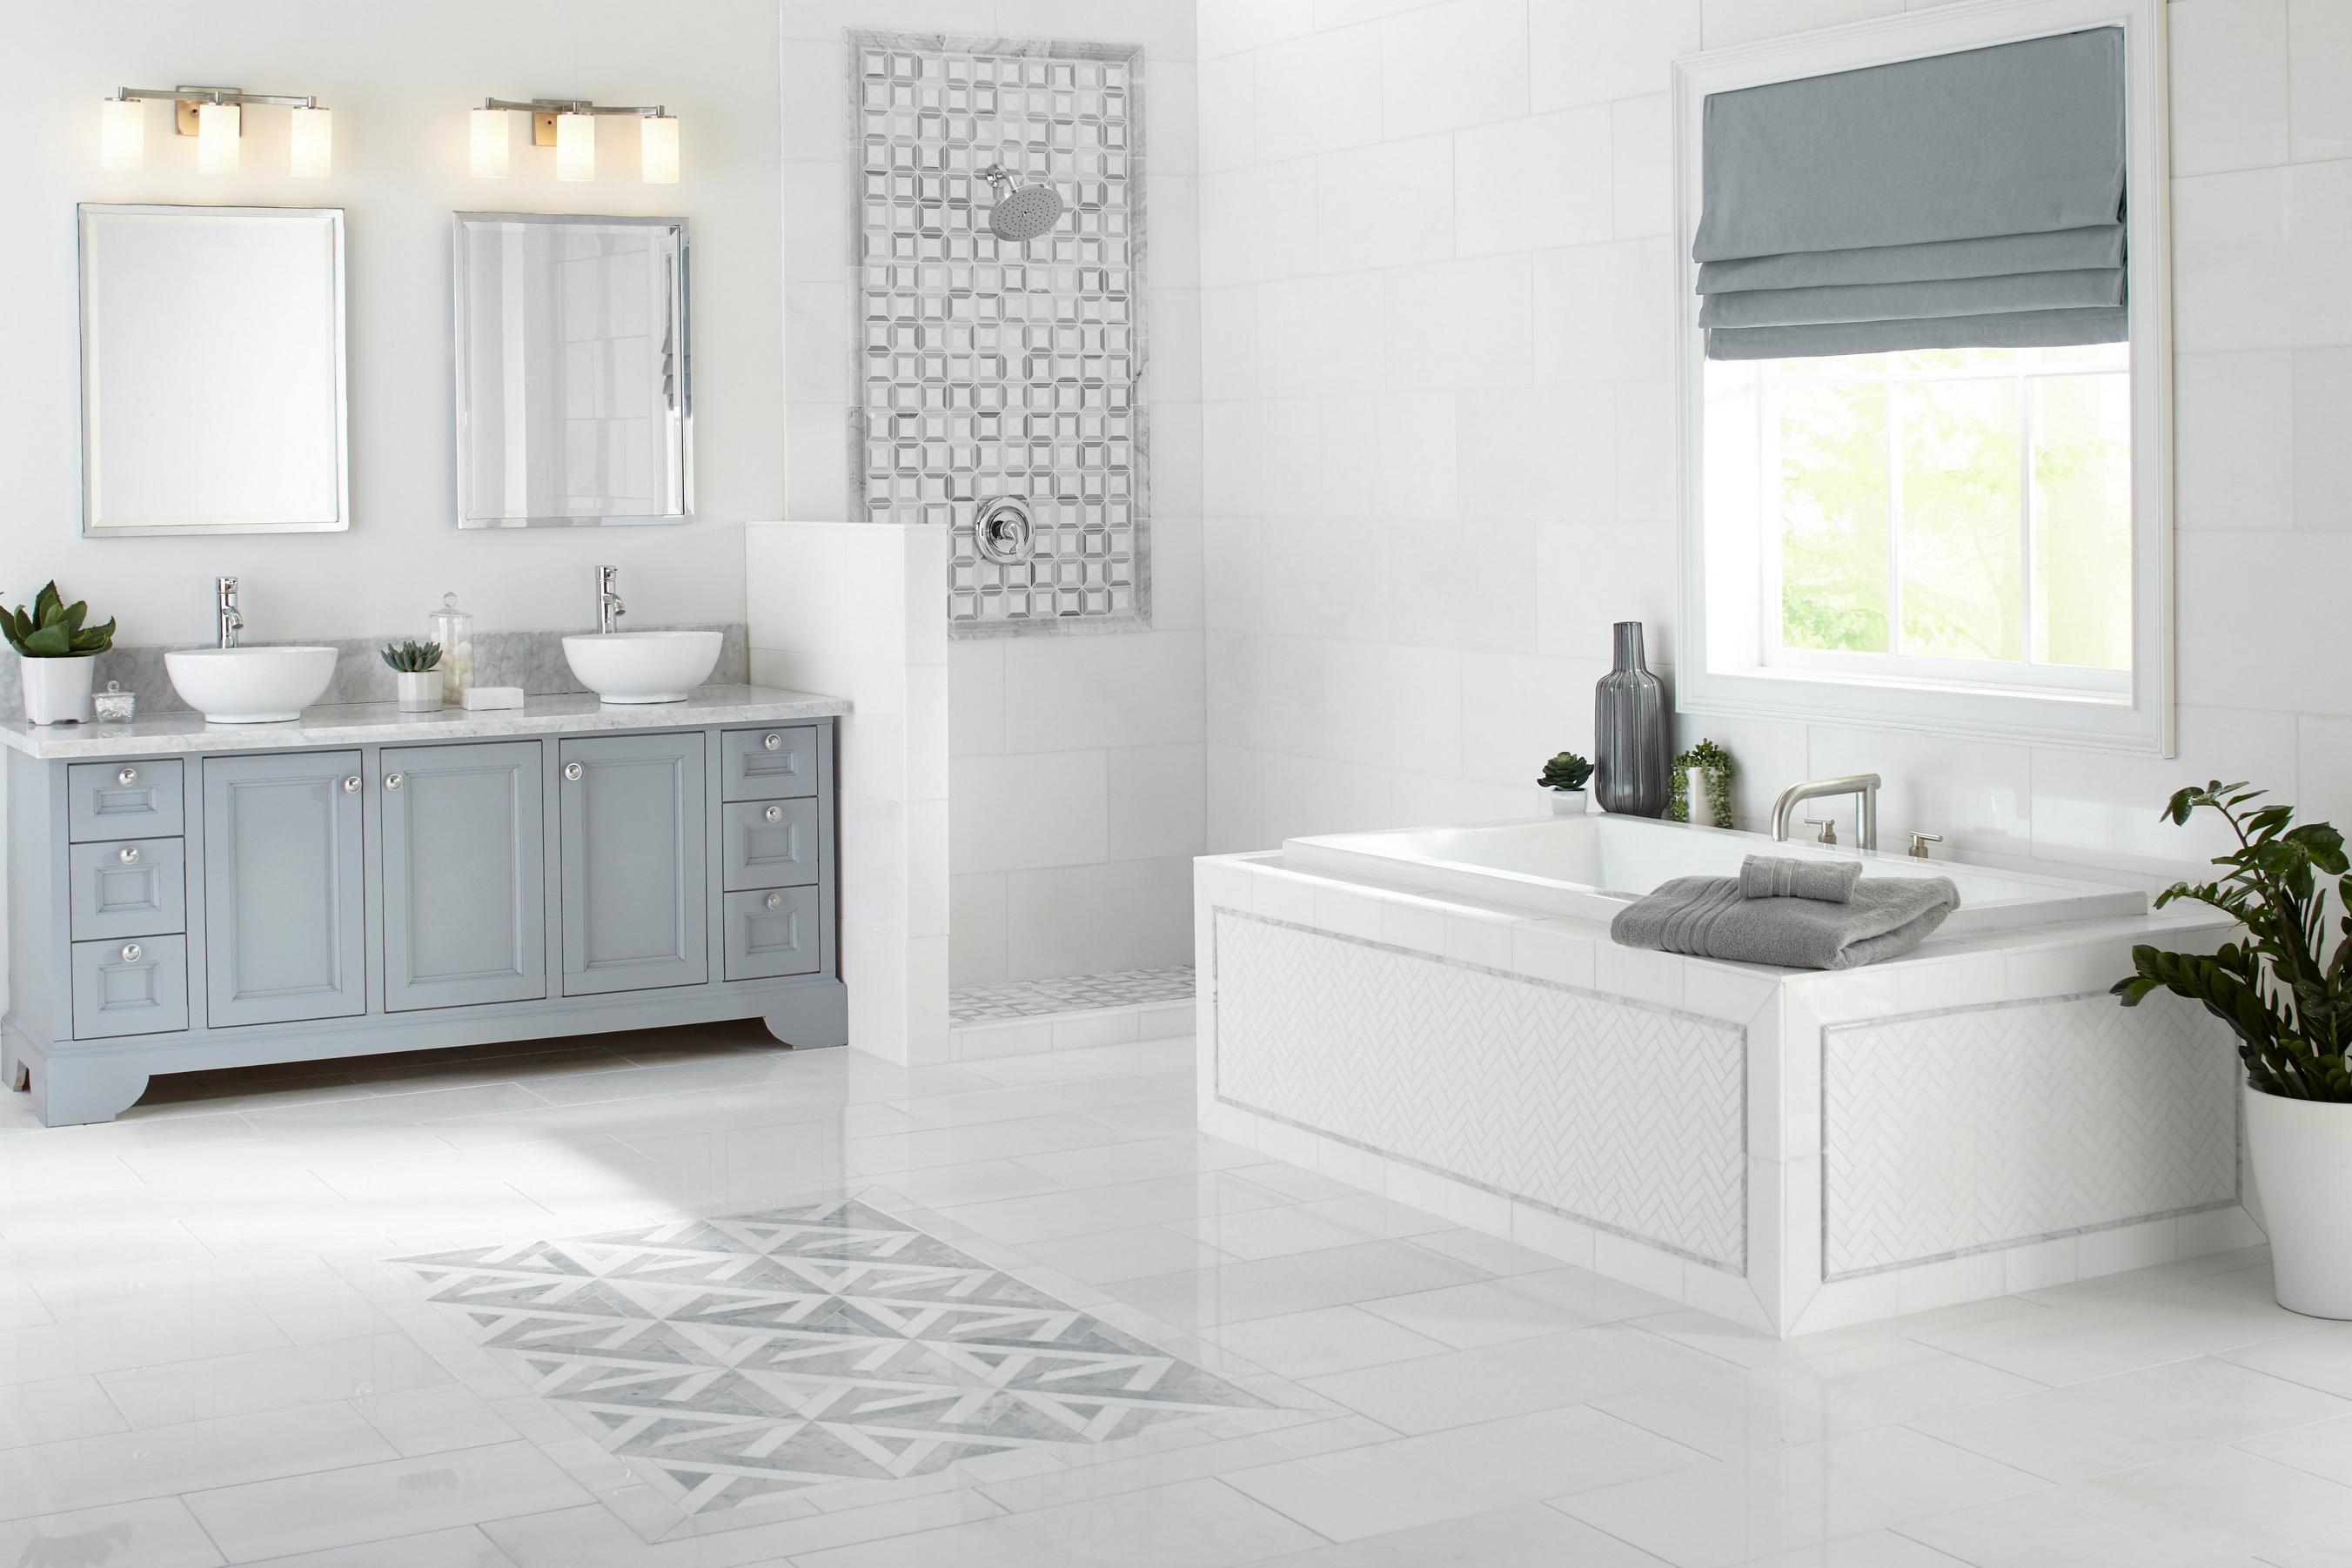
[724,886,821,981]
[720,726,818,801]
[68,760,184,841]
[71,935,189,1040]
[720,799,821,892]
[69,839,186,941]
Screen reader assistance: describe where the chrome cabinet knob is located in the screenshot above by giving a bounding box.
[343,775,360,793]
[384,773,404,790]
[120,943,142,963]
[764,893,783,910]
[117,845,140,865]
[762,733,782,752]
[563,761,584,781]
[117,767,137,786]
[764,805,782,823]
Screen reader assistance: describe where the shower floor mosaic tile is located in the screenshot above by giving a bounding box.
[395,1195,1267,1520]
[948,965,1196,1024]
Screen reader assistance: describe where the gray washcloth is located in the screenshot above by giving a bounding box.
[1739,855,1862,903]
[1612,874,1960,970]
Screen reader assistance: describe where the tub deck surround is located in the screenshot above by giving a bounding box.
[0,684,847,761]
[1196,821,2254,1338]
[3,685,851,1126]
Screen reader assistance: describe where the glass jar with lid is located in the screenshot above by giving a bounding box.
[428,593,475,706]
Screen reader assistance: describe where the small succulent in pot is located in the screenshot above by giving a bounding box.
[380,640,443,673]
[381,640,446,712]
[1538,751,1594,792]
[5,581,117,725]
[1670,737,1738,828]
[1538,750,1594,815]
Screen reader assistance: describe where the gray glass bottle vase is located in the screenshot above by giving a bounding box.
[1594,621,1669,817]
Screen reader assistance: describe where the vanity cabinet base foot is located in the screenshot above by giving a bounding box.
[28,1055,152,1127]
[764,982,848,1050]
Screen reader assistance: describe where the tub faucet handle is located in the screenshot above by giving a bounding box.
[1803,816,1838,846]
[1908,831,1945,860]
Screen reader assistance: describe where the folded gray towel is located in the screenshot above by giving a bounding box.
[1611,874,1960,970]
[1739,854,1861,903]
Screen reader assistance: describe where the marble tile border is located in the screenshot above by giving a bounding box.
[0,623,747,721]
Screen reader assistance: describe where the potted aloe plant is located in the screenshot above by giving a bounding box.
[4,582,117,725]
[381,640,445,712]
[2114,781,2352,1317]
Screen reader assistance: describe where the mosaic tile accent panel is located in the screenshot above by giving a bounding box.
[848,31,1150,637]
[394,1196,1264,1519]
[1213,912,1748,1270]
[950,964,1195,1024]
[1823,990,2239,1278]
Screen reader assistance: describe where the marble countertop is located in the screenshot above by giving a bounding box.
[0,685,850,761]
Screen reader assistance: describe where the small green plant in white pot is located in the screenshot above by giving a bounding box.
[1537,751,1593,815]
[2114,781,2352,1317]
[381,640,445,712]
[1670,738,1737,829]
[3,581,117,726]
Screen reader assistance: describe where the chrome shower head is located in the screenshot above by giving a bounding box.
[979,164,1064,242]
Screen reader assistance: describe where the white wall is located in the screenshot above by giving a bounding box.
[6,0,783,646]
[777,0,1207,987]
[1196,0,2352,880]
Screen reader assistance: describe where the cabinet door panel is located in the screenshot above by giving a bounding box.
[203,751,365,1028]
[383,741,546,1013]
[558,733,707,995]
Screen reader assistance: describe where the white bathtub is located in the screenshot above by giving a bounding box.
[1284,814,2146,940]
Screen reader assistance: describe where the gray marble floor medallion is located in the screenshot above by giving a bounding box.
[393,1196,1268,1518]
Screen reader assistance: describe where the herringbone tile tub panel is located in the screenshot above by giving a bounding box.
[1211,912,1748,1271]
[1823,991,2240,1277]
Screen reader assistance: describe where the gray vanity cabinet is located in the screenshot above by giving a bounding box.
[202,750,366,1028]
[557,732,709,995]
[380,740,548,1012]
[5,706,845,1128]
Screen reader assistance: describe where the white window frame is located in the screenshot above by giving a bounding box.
[1672,0,2175,756]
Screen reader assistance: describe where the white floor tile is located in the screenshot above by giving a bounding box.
[1303,1323,1727,1436]
[1197,1305,1453,1380]
[1913,1283,2328,1386]
[1015,1223,1237,1284]
[0,1375,127,1449]
[1248,1500,1668,1566]
[1115,1238,1494,1330]
[1913,1357,2352,1484]
[0,1497,226,1568]
[1223,1405,1710,1540]
[788,1477,1323,1568]
[1553,1427,2047,1568]
[97,1332,456,1430]
[238,1524,520,1567]
[184,1441,594,1562]
[0,1403,397,1523]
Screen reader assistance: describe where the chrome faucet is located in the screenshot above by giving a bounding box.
[1772,774,1881,852]
[214,576,244,649]
[594,565,626,634]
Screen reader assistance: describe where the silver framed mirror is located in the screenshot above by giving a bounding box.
[452,211,692,528]
[77,204,350,537]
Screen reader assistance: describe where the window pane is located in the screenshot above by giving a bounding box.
[1898,377,2022,662]
[2034,371,2133,670]
[1779,382,1891,653]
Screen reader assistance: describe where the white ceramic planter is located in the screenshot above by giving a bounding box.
[2246,1082,2352,1317]
[1545,789,1589,816]
[1685,767,1729,828]
[20,655,97,725]
[394,669,444,712]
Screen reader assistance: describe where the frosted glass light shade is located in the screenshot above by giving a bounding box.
[289,106,332,178]
[196,101,239,173]
[554,111,594,182]
[640,114,679,184]
[469,108,508,178]
[100,98,144,170]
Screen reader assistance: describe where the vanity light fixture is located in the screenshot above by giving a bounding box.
[470,97,680,183]
[98,86,334,177]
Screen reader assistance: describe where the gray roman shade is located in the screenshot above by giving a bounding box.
[1694,28,2128,360]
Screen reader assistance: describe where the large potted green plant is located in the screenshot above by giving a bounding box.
[2114,781,2352,1317]
[3,582,117,726]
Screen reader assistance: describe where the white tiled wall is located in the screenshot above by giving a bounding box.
[1196,0,2352,877]
[778,0,1206,988]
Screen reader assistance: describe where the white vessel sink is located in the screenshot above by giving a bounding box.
[165,646,339,725]
[562,630,722,704]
